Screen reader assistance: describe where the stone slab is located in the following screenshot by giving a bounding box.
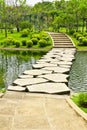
[7,85,26,92]
[24,69,52,76]
[57,61,72,65]
[18,75,33,79]
[42,66,70,73]
[27,83,70,94]
[41,73,69,83]
[13,78,48,87]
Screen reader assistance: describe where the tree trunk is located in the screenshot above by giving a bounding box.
[82,18,85,32]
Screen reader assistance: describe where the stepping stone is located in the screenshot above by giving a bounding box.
[24,69,52,76]
[42,73,69,83]
[7,85,26,92]
[13,78,48,87]
[32,64,44,69]
[18,75,33,79]
[27,83,70,94]
[42,66,70,73]
[59,64,71,69]
[57,61,72,65]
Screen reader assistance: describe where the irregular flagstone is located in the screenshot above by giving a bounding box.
[24,69,53,76]
[42,66,70,73]
[13,78,48,87]
[18,75,33,79]
[41,73,69,83]
[59,64,71,69]
[7,85,26,92]
[57,61,72,65]
[27,83,70,94]
[32,64,44,69]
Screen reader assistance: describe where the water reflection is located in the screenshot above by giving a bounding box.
[0,50,46,90]
[68,51,87,92]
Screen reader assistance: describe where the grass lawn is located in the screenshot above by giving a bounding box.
[0,30,53,50]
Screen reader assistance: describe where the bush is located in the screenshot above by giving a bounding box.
[78,93,87,107]
[82,38,87,46]
[22,40,26,46]
[73,32,78,38]
[76,33,82,40]
[27,40,33,48]
[32,34,40,40]
[21,29,29,37]
[32,38,38,45]
[38,39,47,47]
[20,21,32,30]
[15,41,20,48]
[69,30,75,35]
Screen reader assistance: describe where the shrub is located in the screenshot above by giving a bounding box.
[22,40,26,46]
[82,38,87,46]
[27,40,33,48]
[32,34,40,40]
[32,38,38,45]
[73,32,78,38]
[69,30,75,35]
[38,39,47,47]
[78,93,87,107]
[15,41,20,48]
[20,21,32,30]
[21,29,29,37]
[76,33,82,40]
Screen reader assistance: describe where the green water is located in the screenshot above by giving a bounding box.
[0,50,46,90]
[68,51,87,92]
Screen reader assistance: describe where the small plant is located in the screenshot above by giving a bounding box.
[27,40,33,48]
[78,93,87,107]
[69,30,75,35]
[32,38,38,45]
[22,40,26,46]
[15,41,20,48]
[21,29,29,37]
[82,38,87,46]
[38,39,47,47]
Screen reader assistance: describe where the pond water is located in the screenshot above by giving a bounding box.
[0,50,46,90]
[68,51,87,92]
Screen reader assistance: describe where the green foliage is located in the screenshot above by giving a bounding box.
[21,29,29,37]
[69,30,75,35]
[22,40,27,46]
[32,38,38,45]
[27,40,33,48]
[20,21,33,30]
[78,93,87,107]
[38,39,47,47]
[82,38,87,45]
[15,41,20,48]
[32,34,40,40]
[72,93,87,113]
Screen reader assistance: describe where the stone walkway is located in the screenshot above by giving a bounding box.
[0,91,87,130]
[7,48,76,94]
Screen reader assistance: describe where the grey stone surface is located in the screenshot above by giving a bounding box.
[13,78,48,86]
[57,61,72,65]
[18,75,33,79]
[7,85,26,92]
[41,73,69,83]
[24,69,52,76]
[42,66,70,73]
[27,82,70,94]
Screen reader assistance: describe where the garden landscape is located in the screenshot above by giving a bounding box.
[0,0,87,130]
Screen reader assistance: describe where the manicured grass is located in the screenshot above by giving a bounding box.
[69,35,87,50]
[71,94,87,113]
[0,30,53,50]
